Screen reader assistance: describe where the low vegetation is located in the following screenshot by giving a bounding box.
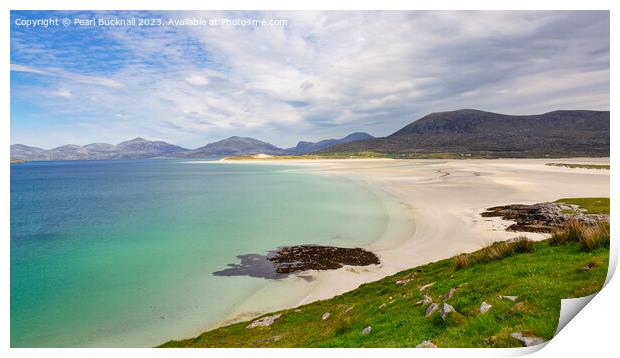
[546,163,610,170]
[555,198,610,214]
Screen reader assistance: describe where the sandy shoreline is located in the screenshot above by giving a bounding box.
[205,158,610,332]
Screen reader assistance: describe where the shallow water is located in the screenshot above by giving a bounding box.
[10,160,408,347]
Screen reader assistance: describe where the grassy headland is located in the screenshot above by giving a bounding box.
[546,163,610,170]
[160,199,609,348]
[556,198,610,214]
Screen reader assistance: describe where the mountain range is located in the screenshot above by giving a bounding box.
[10,133,375,161]
[10,109,610,161]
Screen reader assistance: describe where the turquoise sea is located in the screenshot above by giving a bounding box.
[10,160,406,347]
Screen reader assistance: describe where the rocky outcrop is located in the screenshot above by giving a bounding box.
[247,314,282,329]
[214,245,380,279]
[267,245,380,274]
[481,202,608,233]
[361,326,372,335]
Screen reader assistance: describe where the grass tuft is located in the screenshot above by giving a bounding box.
[454,237,534,270]
[550,220,609,251]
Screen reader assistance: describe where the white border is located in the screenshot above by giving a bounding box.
[1,1,616,358]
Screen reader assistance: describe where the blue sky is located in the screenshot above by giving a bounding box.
[11,10,610,149]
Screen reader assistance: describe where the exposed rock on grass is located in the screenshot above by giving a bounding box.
[425,303,439,317]
[480,302,492,314]
[361,326,372,335]
[440,303,455,320]
[322,312,331,320]
[415,294,433,306]
[442,288,457,301]
[247,314,282,329]
[419,282,436,291]
[510,332,545,347]
[416,340,438,348]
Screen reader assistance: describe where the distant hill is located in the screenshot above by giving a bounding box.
[325,109,610,157]
[283,132,374,155]
[176,136,284,158]
[10,138,189,161]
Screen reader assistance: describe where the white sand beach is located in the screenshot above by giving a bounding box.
[216,158,610,328]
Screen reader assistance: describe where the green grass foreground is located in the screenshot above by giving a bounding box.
[546,163,610,170]
[160,238,609,347]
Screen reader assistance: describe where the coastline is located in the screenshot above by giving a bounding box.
[191,157,609,336]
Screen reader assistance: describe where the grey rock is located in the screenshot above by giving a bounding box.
[443,288,457,301]
[510,332,545,347]
[396,279,411,285]
[499,295,519,301]
[416,340,438,348]
[425,303,439,317]
[480,302,492,314]
[440,303,455,320]
[361,326,372,335]
[415,294,433,306]
[246,313,282,329]
[481,202,608,233]
[322,312,331,320]
[419,282,436,291]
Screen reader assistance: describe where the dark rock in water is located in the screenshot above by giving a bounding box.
[213,253,284,279]
[268,245,380,274]
[481,202,608,233]
[213,245,379,280]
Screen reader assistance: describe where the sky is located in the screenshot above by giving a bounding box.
[10,10,610,149]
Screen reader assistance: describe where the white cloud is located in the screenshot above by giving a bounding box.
[11,63,123,88]
[51,88,73,98]
[11,11,609,148]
